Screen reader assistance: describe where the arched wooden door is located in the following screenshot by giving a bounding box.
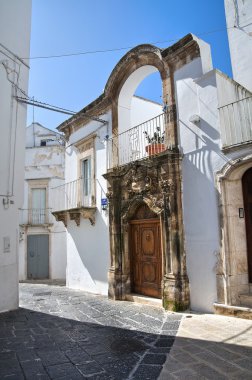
[129,204,162,298]
[242,168,252,283]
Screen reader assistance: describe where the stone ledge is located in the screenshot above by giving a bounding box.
[213,302,252,320]
[52,206,96,227]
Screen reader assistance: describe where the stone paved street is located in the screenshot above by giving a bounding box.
[160,312,252,379]
[1,284,252,379]
[0,283,181,379]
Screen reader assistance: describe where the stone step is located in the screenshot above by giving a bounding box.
[125,293,163,308]
[239,293,252,308]
[213,302,252,320]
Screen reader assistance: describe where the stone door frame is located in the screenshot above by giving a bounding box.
[104,154,190,311]
[216,154,252,306]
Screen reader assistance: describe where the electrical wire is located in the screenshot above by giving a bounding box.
[20,26,235,60]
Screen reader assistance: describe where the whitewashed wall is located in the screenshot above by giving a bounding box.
[225,0,252,92]
[65,112,111,294]
[19,124,66,281]
[0,0,31,312]
[176,52,252,312]
[175,59,222,313]
[65,97,161,294]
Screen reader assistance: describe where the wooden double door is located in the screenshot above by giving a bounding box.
[130,219,162,298]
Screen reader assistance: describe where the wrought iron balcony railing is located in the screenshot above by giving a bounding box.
[107,113,172,168]
[19,208,53,225]
[51,177,94,213]
[219,96,252,149]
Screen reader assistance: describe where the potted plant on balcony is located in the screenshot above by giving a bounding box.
[143,126,166,156]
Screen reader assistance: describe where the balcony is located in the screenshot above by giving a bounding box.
[107,112,173,168]
[19,208,53,226]
[51,178,96,227]
[219,96,252,150]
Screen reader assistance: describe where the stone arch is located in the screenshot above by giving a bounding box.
[103,45,174,148]
[216,155,252,306]
[104,45,169,100]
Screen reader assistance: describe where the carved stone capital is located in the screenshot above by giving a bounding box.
[160,179,175,194]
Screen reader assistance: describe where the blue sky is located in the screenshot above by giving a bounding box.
[27,0,232,130]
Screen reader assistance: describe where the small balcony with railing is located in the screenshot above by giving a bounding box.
[19,208,53,226]
[107,112,174,169]
[219,96,252,150]
[51,178,96,227]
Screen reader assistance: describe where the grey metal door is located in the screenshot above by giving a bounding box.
[27,235,49,279]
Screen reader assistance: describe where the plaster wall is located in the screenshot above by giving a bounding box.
[175,58,227,312]
[0,0,31,312]
[65,112,111,294]
[225,0,252,92]
[176,57,252,312]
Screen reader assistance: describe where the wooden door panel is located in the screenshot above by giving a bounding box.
[130,219,161,298]
[141,228,155,256]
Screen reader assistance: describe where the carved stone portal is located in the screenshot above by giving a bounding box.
[104,152,190,311]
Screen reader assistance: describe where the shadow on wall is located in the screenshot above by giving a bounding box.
[67,210,110,287]
[179,117,227,312]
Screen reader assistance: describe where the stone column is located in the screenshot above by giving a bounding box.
[162,66,178,151]
[160,159,190,311]
[104,171,123,300]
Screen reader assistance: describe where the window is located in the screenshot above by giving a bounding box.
[40,140,46,146]
[76,135,96,207]
[31,188,46,224]
[81,157,91,206]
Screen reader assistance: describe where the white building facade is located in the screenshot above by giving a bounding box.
[52,97,162,295]
[19,123,67,281]
[53,2,252,315]
[225,0,252,92]
[0,0,31,312]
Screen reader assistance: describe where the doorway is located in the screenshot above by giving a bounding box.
[27,234,49,279]
[129,205,162,298]
[242,167,252,283]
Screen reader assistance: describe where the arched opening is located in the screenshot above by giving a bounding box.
[117,65,165,166]
[129,203,162,298]
[118,67,163,134]
[242,167,252,283]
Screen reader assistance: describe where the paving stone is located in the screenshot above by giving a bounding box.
[102,358,138,379]
[77,361,105,376]
[17,349,40,362]
[37,350,70,366]
[20,359,49,378]
[234,357,252,371]
[65,348,92,364]
[172,368,202,379]
[195,351,242,374]
[142,353,167,364]
[131,364,163,379]
[189,363,229,379]
[46,362,83,379]
[155,337,175,347]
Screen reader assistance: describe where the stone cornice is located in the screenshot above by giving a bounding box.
[52,206,96,227]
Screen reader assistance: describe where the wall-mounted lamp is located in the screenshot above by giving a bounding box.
[189,114,200,124]
[239,208,244,218]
